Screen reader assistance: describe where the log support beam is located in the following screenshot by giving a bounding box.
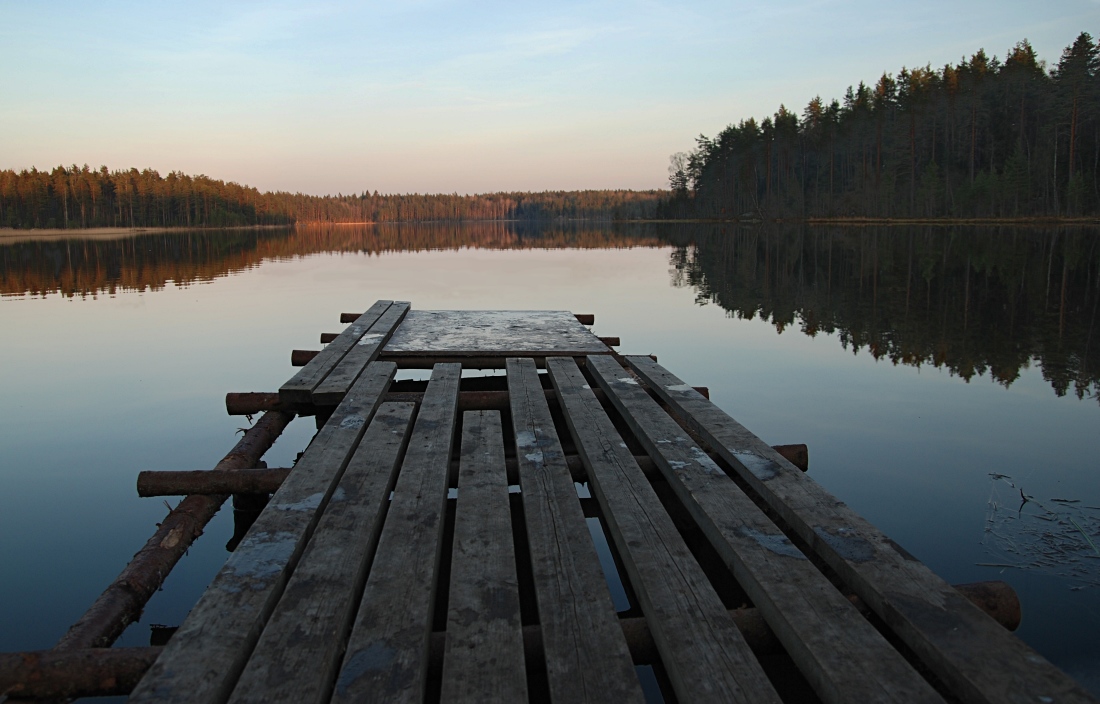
[0,582,1019,698]
[53,411,294,651]
[139,441,809,497]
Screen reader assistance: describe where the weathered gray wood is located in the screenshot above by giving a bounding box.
[383,310,609,356]
[130,362,397,704]
[440,411,527,702]
[546,356,780,704]
[506,357,644,703]
[624,355,1099,704]
[587,355,942,704]
[279,300,391,404]
[227,402,416,704]
[331,363,461,704]
[313,302,410,406]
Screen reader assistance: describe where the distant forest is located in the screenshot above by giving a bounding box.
[661,32,1100,220]
[0,166,663,229]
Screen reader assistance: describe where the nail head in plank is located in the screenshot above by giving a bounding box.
[623,355,1098,704]
[506,357,644,703]
[440,410,527,703]
[280,301,392,403]
[546,356,781,704]
[228,403,416,704]
[586,355,942,704]
[313,302,410,405]
[332,363,462,704]
[130,362,397,704]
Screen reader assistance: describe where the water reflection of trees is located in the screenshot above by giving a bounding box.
[664,225,1100,402]
[5,221,1096,403]
[0,222,662,299]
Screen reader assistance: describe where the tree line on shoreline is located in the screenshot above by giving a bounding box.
[660,32,1100,220]
[0,165,663,229]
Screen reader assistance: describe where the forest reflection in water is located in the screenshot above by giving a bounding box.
[3,221,1098,405]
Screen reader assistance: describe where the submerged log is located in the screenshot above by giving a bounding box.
[53,411,294,651]
[1,581,1018,697]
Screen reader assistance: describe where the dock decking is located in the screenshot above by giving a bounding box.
[3,301,1095,703]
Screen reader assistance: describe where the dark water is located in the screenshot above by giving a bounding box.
[1,222,1097,694]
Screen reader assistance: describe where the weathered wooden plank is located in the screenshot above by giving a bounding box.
[440,411,527,702]
[129,362,397,704]
[505,357,644,703]
[546,356,780,704]
[331,363,462,704]
[624,355,1099,704]
[587,355,942,704]
[313,302,410,406]
[383,310,609,356]
[227,402,416,704]
[279,300,391,404]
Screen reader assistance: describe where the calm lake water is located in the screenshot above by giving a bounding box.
[1,222,1098,695]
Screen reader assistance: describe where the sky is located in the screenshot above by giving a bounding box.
[2,1,1099,195]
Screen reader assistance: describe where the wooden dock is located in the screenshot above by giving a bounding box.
[2,300,1096,703]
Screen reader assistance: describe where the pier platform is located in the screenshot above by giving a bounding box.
[2,300,1095,703]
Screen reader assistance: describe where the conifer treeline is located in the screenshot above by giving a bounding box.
[661,33,1100,219]
[0,166,662,229]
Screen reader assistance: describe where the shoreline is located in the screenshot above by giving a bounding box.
[0,224,290,242]
[2,216,1098,243]
[641,216,1100,226]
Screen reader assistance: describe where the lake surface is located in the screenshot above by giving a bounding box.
[2,222,1098,695]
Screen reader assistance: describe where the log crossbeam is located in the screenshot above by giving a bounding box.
[0,582,1019,699]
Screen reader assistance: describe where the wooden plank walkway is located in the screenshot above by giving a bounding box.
[109,302,1099,703]
[585,354,941,704]
[507,357,644,702]
[623,355,1097,704]
[440,410,527,702]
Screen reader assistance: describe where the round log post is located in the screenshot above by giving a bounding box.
[291,349,319,366]
[949,581,1022,631]
[225,392,286,415]
[53,410,294,651]
[137,468,291,497]
[771,444,809,472]
[345,310,596,324]
[0,647,161,699]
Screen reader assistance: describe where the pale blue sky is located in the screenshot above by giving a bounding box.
[2,1,1097,194]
